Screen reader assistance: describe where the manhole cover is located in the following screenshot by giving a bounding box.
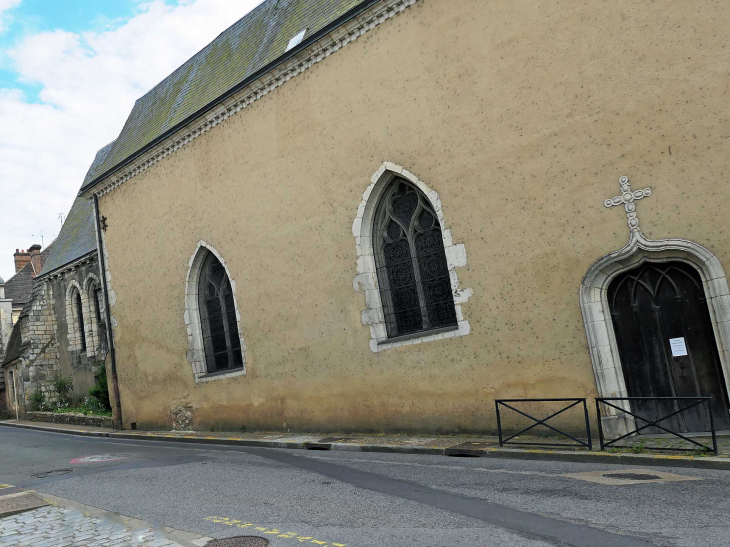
[32,469,73,479]
[206,537,269,547]
[603,473,661,481]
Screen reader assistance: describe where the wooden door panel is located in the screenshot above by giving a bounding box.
[608,262,730,433]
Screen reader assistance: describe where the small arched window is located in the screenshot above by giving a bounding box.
[88,281,101,326]
[74,290,87,352]
[373,178,458,338]
[198,252,243,373]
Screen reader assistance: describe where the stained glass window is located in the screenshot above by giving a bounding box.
[374,178,458,338]
[198,253,243,373]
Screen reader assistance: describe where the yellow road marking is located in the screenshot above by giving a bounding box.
[205,517,346,546]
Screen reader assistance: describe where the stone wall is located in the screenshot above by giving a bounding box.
[46,256,106,399]
[27,411,112,428]
[19,281,59,406]
[9,254,107,413]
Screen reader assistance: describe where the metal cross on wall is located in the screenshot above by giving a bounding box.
[604,176,652,233]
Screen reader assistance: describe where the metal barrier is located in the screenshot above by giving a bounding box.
[495,398,592,449]
[595,397,718,454]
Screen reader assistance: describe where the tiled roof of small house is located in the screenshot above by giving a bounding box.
[4,263,34,306]
[80,0,365,194]
[38,142,115,278]
[4,244,55,307]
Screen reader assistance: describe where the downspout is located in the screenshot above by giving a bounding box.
[93,195,123,429]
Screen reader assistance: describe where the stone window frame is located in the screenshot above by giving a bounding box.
[185,241,247,383]
[82,274,102,358]
[65,281,88,354]
[581,232,730,437]
[353,162,472,353]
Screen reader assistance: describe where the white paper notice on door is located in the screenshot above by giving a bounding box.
[669,337,688,357]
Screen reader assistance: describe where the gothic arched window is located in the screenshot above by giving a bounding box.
[198,252,243,373]
[74,290,87,352]
[373,178,458,338]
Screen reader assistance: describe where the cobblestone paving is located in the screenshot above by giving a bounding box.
[0,505,185,546]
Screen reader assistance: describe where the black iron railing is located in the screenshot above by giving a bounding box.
[595,397,718,454]
[495,398,592,450]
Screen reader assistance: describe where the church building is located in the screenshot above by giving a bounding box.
[78,0,730,435]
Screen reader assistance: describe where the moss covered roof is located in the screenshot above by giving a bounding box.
[81,0,366,194]
[39,142,114,277]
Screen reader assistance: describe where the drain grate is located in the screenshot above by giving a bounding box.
[603,473,661,481]
[206,537,269,547]
[446,442,492,457]
[32,469,73,479]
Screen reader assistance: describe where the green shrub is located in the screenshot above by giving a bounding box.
[88,364,111,411]
[53,376,74,405]
[51,397,112,417]
[29,390,46,411]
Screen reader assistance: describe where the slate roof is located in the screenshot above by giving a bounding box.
[4,244,55,307]
[80,0,367,194]
[82,140,117,187]
[38,144,113,278]
[4,263,34,306]
[2,320,29,366]
[37,195,97,277]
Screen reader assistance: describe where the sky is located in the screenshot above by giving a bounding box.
[0,0,264,281]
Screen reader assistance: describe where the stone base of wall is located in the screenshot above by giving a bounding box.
[27,411,112,428]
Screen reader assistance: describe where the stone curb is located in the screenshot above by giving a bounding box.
[0,420,109,437]
[2,420,729,470]
[0,491,48,519]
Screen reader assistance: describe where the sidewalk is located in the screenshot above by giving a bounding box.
[2,419,729,470]
[0,488,212,546]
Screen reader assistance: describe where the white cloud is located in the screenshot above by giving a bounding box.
[0,0,263,280]
[0,0,20,34]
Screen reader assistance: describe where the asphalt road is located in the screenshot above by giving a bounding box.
[0,427,727,547]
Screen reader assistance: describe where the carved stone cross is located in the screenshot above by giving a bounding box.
[604,176,652,233]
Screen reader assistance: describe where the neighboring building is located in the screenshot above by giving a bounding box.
[78,0,730,435]
[3,146,110,418]
[0,277,10,411]
[4,245,52,325]
[0,244,53,412]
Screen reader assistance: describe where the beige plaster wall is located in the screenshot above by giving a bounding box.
[97,0,730,432]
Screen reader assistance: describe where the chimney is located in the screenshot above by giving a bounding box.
[28,244,42,278]
[13,248,31,273]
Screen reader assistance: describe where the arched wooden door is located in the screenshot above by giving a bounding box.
[608,262,730,433]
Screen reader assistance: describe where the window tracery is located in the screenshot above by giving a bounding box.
[373,178,457,338]
[198,252,243,373]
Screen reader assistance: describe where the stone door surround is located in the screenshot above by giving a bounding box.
[581,231,730,436]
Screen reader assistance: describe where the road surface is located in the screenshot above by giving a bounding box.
[0,427,727,546]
